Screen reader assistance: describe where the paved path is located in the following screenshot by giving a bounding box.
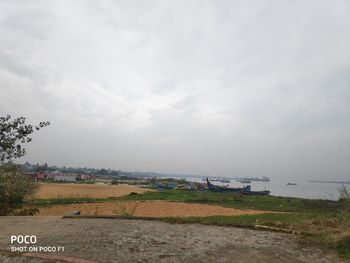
[0,217,342,263]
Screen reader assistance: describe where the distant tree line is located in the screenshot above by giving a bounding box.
[22,162,123,177]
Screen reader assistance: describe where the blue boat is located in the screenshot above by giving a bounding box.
[206,178,270,195]
[206,178,250,192]
[156,181,177,190]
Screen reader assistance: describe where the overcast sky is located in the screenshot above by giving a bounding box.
[0,1,349,180]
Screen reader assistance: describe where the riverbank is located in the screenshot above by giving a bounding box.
[24,188,350,260]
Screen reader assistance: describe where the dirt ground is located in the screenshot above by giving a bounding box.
[31,183,154,199]
[37,201,271,217]
[0,217,342,263]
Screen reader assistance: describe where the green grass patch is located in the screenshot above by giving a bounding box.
[25,197,119,206]
[161,212,313,228]
[117,190,340,213]
[336,236,350,259]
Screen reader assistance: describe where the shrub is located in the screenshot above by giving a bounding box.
[338,185,350,212]
[339,185,350,199]
[0,164,38,215]
[113,203,138,217]
[111,179,119,185]
[12,207,39,216]
[336,235,350,259]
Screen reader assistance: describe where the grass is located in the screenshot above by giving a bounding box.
[160,213,313,229]
[337,236,350,258]
[117,190,340,213]
[26,189,350,260]
[25,197,118,206]
[28,189,340,213]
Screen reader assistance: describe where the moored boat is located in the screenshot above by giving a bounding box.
[156,181,177,190]
[206,178,250,193]
[206,178,270,195]
[220,179,231,183]
[239,179,251,184]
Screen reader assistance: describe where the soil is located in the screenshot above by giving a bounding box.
[37,200,272,217]
[31,183,153,199]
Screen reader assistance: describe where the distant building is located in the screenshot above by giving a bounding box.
[24,170,95,183]
[54,174,77,182]
[23,172,46,182]
[77,174,96,181]
[45,170,63,180]
[23,172,38,181]
[36,173,46,181]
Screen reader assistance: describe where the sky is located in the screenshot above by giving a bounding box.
[0,1,349,180]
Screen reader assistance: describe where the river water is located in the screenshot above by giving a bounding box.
[185,177,348,200]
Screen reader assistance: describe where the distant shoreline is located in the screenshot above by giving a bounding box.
[309,180,350,184]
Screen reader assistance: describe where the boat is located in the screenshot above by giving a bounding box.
[239,190,271,196]
[206,178,270,195]
[206,178,250,192]
[220,179,231,183]
[156,181,177,190]
[286,183,297,186]
[202,178,220,182]
[236,176,270,182]
[239,179,251,184]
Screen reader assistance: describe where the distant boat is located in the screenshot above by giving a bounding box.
[235,176,270,182]
[206,178,270,195]
[309,180,350,184]
[286,183,297,186]
[203,178,220,181]
[239,179,251,184]
[220,179,231,183]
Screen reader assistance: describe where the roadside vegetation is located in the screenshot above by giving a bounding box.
[0,115,49,215]
[0,164,39,215]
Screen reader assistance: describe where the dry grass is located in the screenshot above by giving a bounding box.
[37,201,272,217]
[31,183,154,199]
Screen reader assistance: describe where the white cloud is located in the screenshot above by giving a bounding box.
[0,0,349,179]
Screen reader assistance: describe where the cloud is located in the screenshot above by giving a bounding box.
[0,0,349,179]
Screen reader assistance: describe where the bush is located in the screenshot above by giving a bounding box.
[0,164,38,215]
[12,207,39,216]
[111,179,119,185]
[336,236,350,259]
